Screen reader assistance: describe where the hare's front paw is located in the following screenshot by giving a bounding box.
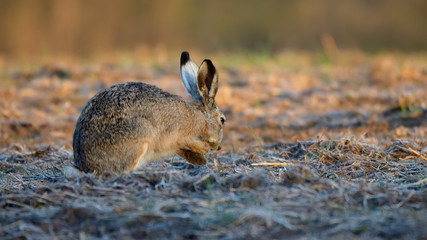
[177,149,207,165]
[181,140,211,155]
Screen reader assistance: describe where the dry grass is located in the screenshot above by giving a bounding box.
[0,51,426,239]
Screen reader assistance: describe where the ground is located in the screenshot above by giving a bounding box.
[0,51,426,239]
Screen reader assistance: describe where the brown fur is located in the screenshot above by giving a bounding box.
[177,149,207,165]
[128,140,149,172]
[73,52,225,173]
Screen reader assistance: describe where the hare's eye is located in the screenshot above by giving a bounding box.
[220,117,225,125]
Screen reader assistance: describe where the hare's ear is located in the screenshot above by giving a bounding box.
[180,51,203,102]
[197,60,218,107]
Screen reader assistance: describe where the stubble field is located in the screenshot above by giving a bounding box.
[0,51,426,239]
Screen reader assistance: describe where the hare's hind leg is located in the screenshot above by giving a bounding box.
[127,140,150,172]
[177,149,207,165]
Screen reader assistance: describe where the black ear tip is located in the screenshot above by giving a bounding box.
[202,59,216,72]
[180,51,190,66]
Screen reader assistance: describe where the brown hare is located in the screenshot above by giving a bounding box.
[73,52,225,174]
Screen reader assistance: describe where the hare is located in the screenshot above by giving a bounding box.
[73,52,225,174]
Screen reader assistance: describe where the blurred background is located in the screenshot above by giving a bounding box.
[1,0,427,58]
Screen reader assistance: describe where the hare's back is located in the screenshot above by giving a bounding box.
[96,81,175,106]
[77,82,180,139]
[85,81,177,112]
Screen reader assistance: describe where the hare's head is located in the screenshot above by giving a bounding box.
[180,51,226,151]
